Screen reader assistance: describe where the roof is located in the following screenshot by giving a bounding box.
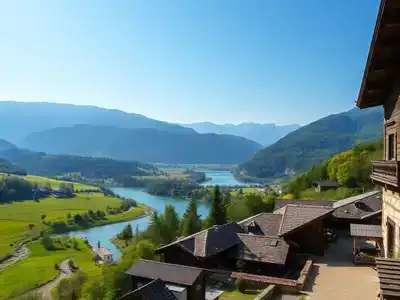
[156,222,246,257]
[125,259,204,286]
[277,205,334,236]
[376,258,400,298]
[312,180,339,188]
[274,199,335,211]
[350,224,382,238]
[234,234,289,265]
[117,279,178,300]
[333,191,382,220]
[357,0,400,108]
[231,272,297,287]
[96,247,113,257]
[238,213,282,236]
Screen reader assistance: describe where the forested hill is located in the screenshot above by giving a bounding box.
[239,107,383,179]
[0,146,157,180]
[284,140,382,200]
[0,101,194,144]
[22,125,262,164]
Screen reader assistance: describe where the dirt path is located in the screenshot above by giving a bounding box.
[29,260,72,300]
[0,245,30,273]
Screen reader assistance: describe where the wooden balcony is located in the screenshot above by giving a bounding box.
[371,160,400,187]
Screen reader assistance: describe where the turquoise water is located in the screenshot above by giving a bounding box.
[200,170,251,186]
[68,171,253,259]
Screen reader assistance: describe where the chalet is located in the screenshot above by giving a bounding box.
[312,180,339,192]
[118,278,178,300]
[243,205,333,256]
[355,0,400,259]
[125,259,207,300]
[94,247,114,263]
[356,1,400,298]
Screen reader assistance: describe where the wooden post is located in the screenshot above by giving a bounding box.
[353,237,357,265]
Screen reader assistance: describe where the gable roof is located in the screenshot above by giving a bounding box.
[234,234,289,265]
[238,213,282,236]
[156,222,246,258]
[333,191,382,220]
[357,0,400,109]
[118,278,178,300]
[277,204,333,236]
[125,259,204,286]
[274,199,335,211]
[312,180,339,188]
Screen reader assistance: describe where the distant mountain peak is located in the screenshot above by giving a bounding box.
[181,122,300,145]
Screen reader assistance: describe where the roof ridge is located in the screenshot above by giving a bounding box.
[138,259,204,271]
[236,233,281,240]
[277,206,287,234]
[284,204,333,209]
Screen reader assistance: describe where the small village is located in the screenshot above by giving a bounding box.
[113,1,400,299]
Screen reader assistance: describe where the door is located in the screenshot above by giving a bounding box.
[387,218,395,257]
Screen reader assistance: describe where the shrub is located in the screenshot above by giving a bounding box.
[68,259,78,271]
[55,263,60,270]
[235,278,247,293]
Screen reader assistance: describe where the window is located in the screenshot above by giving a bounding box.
[388,133,396,160]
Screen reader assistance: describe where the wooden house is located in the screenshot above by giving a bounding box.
[356,0,400,261]
[125,259,207,300]
[117,278,178,300]
[312,180,339,192]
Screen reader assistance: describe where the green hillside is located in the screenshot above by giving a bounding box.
[239,107,383,179]
[284,140,383,200]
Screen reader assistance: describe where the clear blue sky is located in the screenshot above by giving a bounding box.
[0,0,380,125]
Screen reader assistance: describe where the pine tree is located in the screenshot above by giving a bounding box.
[207,185,227,226]
[163,205,180,243]
[148,211,165,244]
[181,198,201,236]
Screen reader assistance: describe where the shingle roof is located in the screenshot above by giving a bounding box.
[238,213,282,236]
[118,278,178,300]
[350,224,382,238]
[234,234,289,265]
[333,191,381,220]
[125,259,204,286]
[277,205,333,236]
[156,222,246,258]
[274,199,335,211]
[312,180,339,187]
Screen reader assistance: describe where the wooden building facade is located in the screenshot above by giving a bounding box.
[356,0,400,258]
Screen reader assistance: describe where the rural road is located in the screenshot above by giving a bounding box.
[28,260,72,300]
[0,245,30,273]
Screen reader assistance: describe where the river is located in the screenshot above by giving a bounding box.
[68,170,252,259]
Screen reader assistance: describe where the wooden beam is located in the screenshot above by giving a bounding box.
[368,69,386,81]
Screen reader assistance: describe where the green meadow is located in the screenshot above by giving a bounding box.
[0,240,101,299]
[0,176,146,259]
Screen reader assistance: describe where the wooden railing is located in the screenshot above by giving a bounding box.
[371,160,400,187]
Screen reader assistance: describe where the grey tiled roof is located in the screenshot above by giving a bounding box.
[350,224,382,238]
[277,204,333,236]
[118,278,178,300]
[238,213,282,236]
[125,259,204,286]
[234,234,289,265]
[156,222,246,258]
[312,180,339,187]
[333,191,381,220]
[274,199,335,211]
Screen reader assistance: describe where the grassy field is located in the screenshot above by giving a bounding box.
[0,174,98,191]
[0,240,101,299]
[220,290,262,299]
[0,176,146,259]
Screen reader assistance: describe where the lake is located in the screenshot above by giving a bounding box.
[68,170,251,259]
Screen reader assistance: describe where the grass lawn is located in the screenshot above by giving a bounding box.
[14,174,98,191]
[0,192,145,259]
[0,240,101,299]
[220,290,262,300]
[230,187,264,197]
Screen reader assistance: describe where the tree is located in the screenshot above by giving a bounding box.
[41,214,46,221]
[244,193,269,215]
[118,224,133,240]
[162,205,180,243]
[181,198,201,236]
[147,211,166,244]
[207,185,226,226]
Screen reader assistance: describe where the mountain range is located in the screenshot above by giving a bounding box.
[22,125,262,164]
[239,107,383,179]
[182,122,300,146]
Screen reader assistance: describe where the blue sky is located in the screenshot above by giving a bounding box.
[0,1,379,125]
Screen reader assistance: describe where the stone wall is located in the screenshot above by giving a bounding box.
[382,188,400,257]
